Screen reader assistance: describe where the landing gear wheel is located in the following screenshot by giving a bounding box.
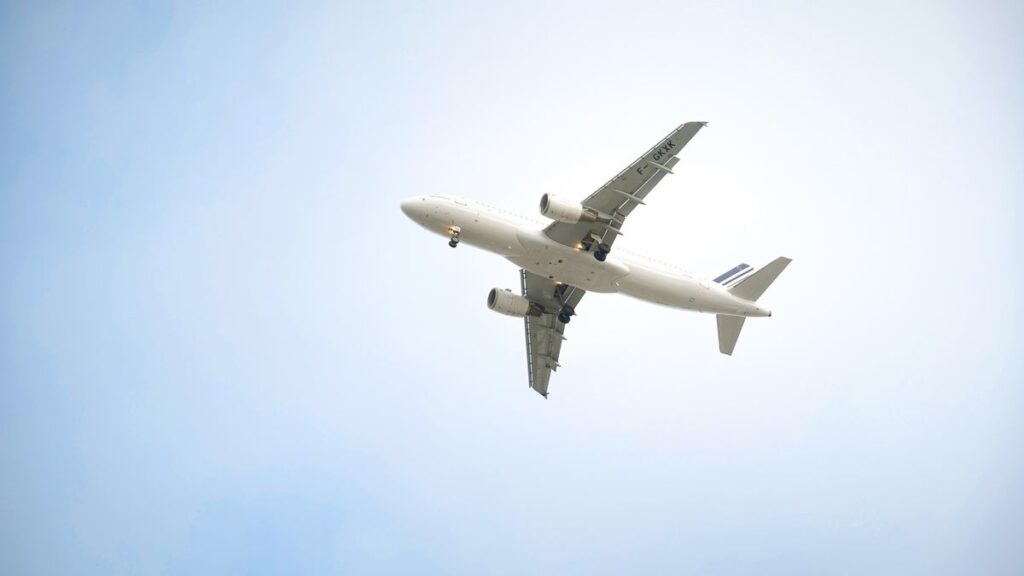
[447,226,461,248]
[594,250,607,262]
[449,239,459,248]
[557,305,574,324]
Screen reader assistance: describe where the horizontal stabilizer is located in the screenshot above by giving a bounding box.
[717,314,746,355]
[728,257,792,302]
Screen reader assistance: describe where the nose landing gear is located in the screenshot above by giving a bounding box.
[448,226,461,248]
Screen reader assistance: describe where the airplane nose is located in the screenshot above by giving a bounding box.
[400,198,417,218]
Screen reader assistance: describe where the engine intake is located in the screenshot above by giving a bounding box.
[539,193,598,224]
[487,288,541,318]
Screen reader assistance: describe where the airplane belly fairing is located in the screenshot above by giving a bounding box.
[508,228,628,293]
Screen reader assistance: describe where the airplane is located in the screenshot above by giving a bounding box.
[400,122,791,398]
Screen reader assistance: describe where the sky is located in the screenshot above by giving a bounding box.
[1,1,1022,574]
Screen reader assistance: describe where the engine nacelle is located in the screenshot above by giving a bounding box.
[487,288,541,318]
[539,193,597,224]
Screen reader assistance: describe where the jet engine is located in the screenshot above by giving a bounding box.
[539,193,598,224]
[487,288,541,318]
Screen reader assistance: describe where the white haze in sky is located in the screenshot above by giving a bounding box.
[2,1,1022,574]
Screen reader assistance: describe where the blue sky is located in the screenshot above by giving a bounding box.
[2,1,1022,574]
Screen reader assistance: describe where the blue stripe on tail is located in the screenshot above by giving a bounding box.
[713,263,750,284]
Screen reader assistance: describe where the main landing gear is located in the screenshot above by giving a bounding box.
[581,236,611,262]
[554,283,577,324]
[448,226,461,248]
[557,306,574,324]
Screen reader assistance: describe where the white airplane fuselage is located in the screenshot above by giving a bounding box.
[401,195,770,318]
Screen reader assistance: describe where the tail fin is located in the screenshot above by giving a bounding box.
[716,315,745,355]
[728,257,792,302]
[716,256,791,356]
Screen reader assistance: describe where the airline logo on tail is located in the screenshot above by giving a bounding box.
[713,263,753,287]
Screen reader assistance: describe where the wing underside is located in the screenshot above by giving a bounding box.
[544,121,706,250]
[520,269,585,397]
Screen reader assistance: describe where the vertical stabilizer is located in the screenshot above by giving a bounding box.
[716,315,746,355]
[728,257,792,302]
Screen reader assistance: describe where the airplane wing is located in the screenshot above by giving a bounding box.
[520,269,586,398]
[544,121,706,250]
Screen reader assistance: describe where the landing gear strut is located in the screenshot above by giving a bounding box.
[448,226,461,248]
